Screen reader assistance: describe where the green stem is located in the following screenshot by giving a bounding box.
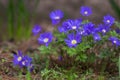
[8,0,14,39]
[118,54,120,78]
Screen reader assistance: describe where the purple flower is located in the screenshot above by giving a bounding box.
[93,33,101,41]
[65,33,81,47]
[103,15,115,26]
[80,6,92,16]
[83,22,95,35]
[78,29,86,36]
[58,56,62,61]
[97,24,110,34]
[19,55,32,67]
[38,32,53,46]
[13,51,33,71]
[13,51,23,66]
[65,19,81,31]
[109,37,120,46]
[32,25,41,35]
[58,20,71,33]
[49,10,64,25]
[115,28,120,34]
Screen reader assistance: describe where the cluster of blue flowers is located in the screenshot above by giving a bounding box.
[13,51,33,71]
[32,6,120,47]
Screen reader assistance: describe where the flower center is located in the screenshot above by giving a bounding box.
[80,30,84,35]
[17,57,22,61]
[43,38,49,43]
[54,16,60,20]
[72,26,77,29]
[102,29,106,33]
[84,11,88,14]
[71,40,77,45]
[113,40,116,43]
[107,20,110,23]
[22,61,26,65]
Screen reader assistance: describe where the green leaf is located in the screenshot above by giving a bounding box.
[77,42,91,52]
[38,45,52,54]
[115,21,120,28]
[67,48,77,56]
[76,53,87,62]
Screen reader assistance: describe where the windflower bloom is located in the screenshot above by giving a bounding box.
[13,51,23,66]
[103,15,115,26]
[49,10,64,25]
[38,32,53,46]
[32,25,41,35]
[78,29,86,36]
[83,22,95,35]
[115,28,120,34]
[80,6,92,16]
[65,33,81,47]
[109,37,120,46]
[65,19,81,31]
[19,55,32,67]
[97,24,110,34]
[58,20,71,33]
[93,33,101,41]
[13,51,33,71]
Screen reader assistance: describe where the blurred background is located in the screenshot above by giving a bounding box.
[0,0,120,41]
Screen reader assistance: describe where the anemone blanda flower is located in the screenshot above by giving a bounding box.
[19,55,32,67]
[58,20,71,33]
[103,15,115,26]
[115,28,120,34]
[109,37,120,46]
[65,19,81,31]
[49,10,64,25]
[80,6,92,16]
[32,25,41,35]
[65,33,81,47]
[97,24,110,34]
[13,51,23,66]
[83,22,95,35]
[93,33,101,41]
[38,32,53,46]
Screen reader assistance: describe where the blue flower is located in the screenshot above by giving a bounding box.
[13,51,33,71]
[49,10,64,25]
[93,33,101,41]
[83,22,95,35]
[80,6,92,16]
[97,24,110,34]
[58,56,62,61]
[65,19,81,31]
[38,32,53,46]
[109,37,120,46]
[65,33,81,47]
[103,15,115,26]
[78,29,86,36]
[115,28,120,34]
[19,55,32,67]
[32,25,41,35]
[58,20,71,33]
[13,51,23,66]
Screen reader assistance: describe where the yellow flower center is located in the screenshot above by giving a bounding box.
[17,57,22,61]
[71,40,77,45]
[43,38,49,43]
